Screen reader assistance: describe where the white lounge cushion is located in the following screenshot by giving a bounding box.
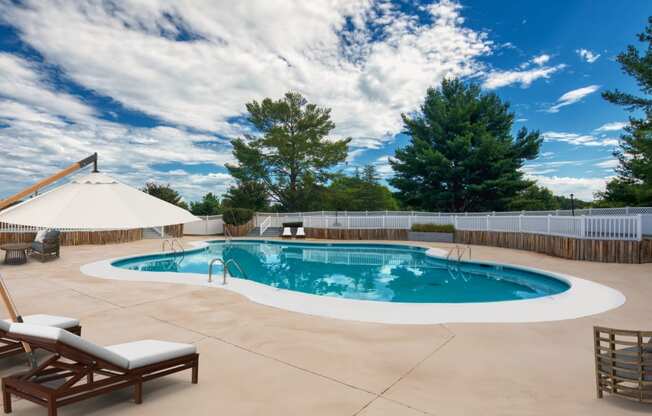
[282,227,292,236]
[106,340,196,369]
[0,314,79,333]
[296,227,305,237]
[20,314,79,329]
[9,323,129,369]
[34,230,47,243]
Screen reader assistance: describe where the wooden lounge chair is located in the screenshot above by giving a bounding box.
[282,227,292,239]
[30,230,60,262]
[2,323,198,416]
[0,315,80,360]
[295,227,306,239]
[594,326,652,403]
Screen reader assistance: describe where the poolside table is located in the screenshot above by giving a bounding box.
[0,243,31,265]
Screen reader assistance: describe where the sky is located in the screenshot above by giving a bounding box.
[0,0,649,202]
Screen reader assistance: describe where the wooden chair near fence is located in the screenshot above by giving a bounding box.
[30,230,60,261]
[594,326,652,403]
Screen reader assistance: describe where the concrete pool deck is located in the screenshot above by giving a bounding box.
[0,236,650,415]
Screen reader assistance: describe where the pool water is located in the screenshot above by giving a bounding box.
[112,240,570,303]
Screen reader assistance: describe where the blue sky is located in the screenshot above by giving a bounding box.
[0,0,648,202]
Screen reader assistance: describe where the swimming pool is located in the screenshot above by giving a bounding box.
[112,240,569,303]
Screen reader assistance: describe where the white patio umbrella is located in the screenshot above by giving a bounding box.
[0,172,198,229]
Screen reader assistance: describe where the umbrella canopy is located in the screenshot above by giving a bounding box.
[0,173,198,230]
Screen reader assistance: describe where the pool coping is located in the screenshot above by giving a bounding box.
[80,239,626,325]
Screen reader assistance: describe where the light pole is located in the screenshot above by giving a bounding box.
[570,193,575,216]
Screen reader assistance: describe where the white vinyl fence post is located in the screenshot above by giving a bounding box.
[547,215,551,234]
[485,215,489,231]
[518,215,522,232]
[638,214,643,241]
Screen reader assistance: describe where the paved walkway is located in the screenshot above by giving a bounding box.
[0,237,650,415]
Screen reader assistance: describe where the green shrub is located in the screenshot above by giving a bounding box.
[222,208,254,226]
[410,223,455,233]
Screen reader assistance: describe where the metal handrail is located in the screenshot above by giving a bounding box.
[162,238,185,263]
[223,222,232,243]
[260,216,272,236]
[208,257,247,284]
[445,245,471,263]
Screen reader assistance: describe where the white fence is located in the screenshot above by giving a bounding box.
[182,215,223,235]
[255,208,652,237]
[255,213,643,241]
[0,223,101,233]
[2,209,645,241]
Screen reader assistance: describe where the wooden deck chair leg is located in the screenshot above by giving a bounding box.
[192,359,199,384]
[47,394,56,416]
[2,381,11,414]
[134,381,143,404]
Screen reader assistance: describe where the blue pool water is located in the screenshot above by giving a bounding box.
[112,240,570,303]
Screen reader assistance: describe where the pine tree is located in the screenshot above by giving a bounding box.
[598,17,652,205]
[390,79,541,212]
[226,92,350,211]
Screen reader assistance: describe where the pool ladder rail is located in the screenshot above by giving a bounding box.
[445,245,471,282]
[208,258,247,284]
[161,238,185,265]
[446,245,471,263]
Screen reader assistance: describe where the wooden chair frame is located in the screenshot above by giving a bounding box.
[2,333,198,416]
[0,325,81,360]
[594,326,652,403]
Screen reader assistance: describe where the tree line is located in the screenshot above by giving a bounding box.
[144,17,652,214]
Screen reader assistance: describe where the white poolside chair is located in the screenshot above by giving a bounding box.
[282,227,292,238]
[295,227,306,238]
[0,314,81,359]
[3,323,198,415]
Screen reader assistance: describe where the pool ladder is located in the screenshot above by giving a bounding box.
[446,245,471,282]
[162,238,185,266]
[208,258,247,284]
[446,245,471,263]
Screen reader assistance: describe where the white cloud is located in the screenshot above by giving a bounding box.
[531,54,550,66]
[547,85,600,113]
[483,64,565,90]
[576,48,601,63]
[373,156,394,178]
[595,159,619,169]
[526,175,609,200]
[542,131,618,147]
[0,0,493,147]
[0,53,95,122]
[595,121,627,132]
[0,0,511,199]
[0,54,236,201]
[346,148,367,163]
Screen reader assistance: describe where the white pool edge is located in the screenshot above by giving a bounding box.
[80,240,626,325]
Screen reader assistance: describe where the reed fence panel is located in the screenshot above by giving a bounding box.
[455,230,651,263]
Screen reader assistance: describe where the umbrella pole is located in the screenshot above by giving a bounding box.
[0,274,37,368]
